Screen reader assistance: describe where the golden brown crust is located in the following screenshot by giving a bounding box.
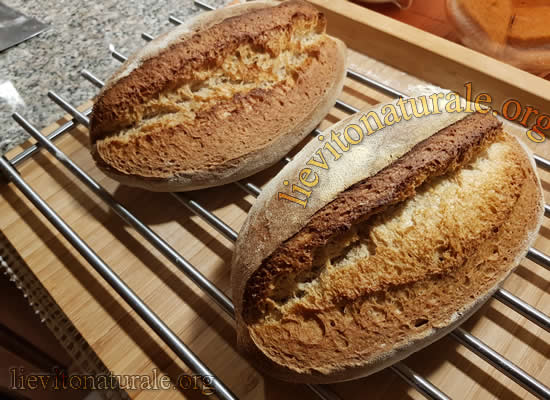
[92,38,342,181]
[89,0,347,191]
[90,0,324,141]
[243,113,501,322]
[232,111,544,382]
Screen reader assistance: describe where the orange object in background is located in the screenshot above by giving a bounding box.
[351,0,458,41]
[353,0,550,78]
[508,6,550,47]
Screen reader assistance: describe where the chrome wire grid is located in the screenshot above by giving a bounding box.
[1,1,550,399]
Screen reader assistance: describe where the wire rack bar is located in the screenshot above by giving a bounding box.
[451,328,550,399]
[168,15,185,25]
[195,0,216,11]
[526,248,550,272]
[111,48,126,63]
[7,108,92,166]
[493,289,550,334]
[47,74,450,400]
[173,193,238,243]
[345,69,407,99]
[82,69,104,88]
[0,155,237,400]
[392,363,451,400]
[234,181,262,197]
[15,106,235,319]
[534,154,550,172]
[141,32,154,41]
[334,100,360,114]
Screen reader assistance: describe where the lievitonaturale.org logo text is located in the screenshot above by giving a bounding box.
[277,83,549,208]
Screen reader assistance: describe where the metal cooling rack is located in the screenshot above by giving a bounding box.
[1,1,550,399]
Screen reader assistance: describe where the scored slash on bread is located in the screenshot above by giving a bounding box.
[231,98,544,383]
[89,0,346,191]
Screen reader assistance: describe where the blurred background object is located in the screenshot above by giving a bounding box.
[352,0,550,78]
[353,0,413,10]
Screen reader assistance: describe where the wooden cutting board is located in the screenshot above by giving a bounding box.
[1,2,550,399]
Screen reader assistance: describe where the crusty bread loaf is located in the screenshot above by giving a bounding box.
[89,0,346,191]
[231,97,544,383]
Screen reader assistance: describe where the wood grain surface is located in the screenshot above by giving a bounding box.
[1,3,550,400]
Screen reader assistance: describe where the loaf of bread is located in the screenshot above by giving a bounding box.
[89,0,346,191]
[231,96,544,383]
